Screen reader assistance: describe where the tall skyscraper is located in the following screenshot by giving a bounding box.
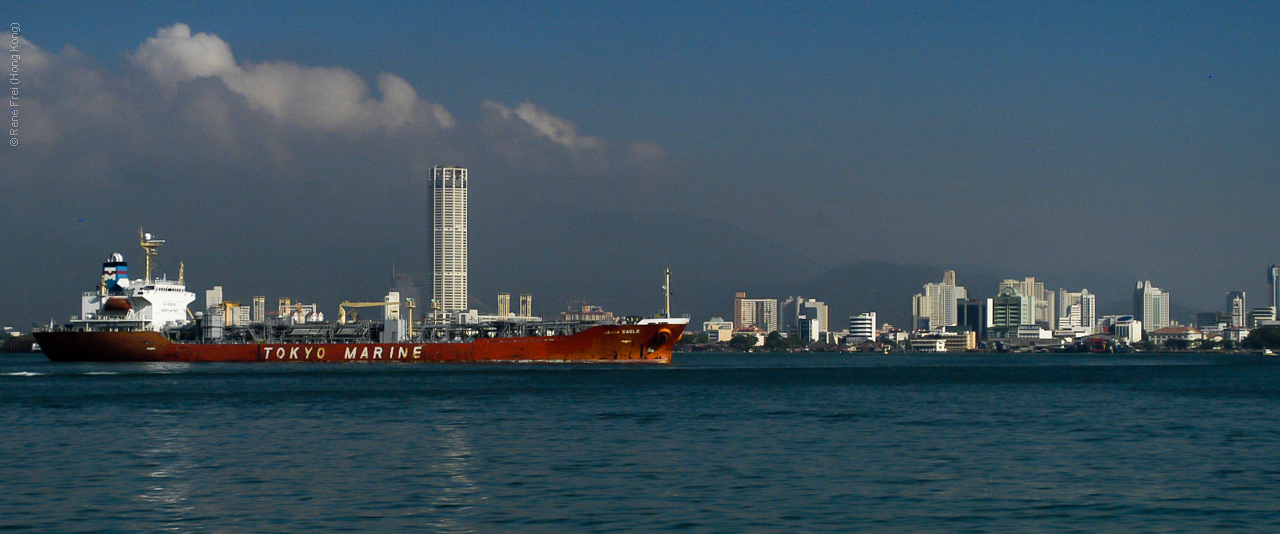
[1133,280,1171,333]
[432,166,468,317]
[1269,265,1280,309]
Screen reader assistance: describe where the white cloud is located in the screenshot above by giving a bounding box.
[8,22,667,195]
[482,101,605,152]
[131,23,237,84]
[130,23,454,132]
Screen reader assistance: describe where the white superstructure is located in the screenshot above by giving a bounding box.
[71,232,196,332]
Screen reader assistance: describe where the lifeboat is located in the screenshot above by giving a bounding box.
[104,297,132,312]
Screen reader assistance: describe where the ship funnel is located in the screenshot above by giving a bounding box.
[102,253,130,296]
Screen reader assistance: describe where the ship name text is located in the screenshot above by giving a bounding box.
[259,344,427,361]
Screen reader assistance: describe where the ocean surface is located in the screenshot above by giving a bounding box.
[4,352,1280,533]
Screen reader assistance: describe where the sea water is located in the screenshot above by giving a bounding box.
[4,352,1280,533]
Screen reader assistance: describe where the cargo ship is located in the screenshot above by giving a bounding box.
[34,232,687,363]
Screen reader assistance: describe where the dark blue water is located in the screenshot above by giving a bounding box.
[4,352,1280,533]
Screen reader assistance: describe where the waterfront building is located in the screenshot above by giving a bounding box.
[800,299,829,336]
[1111,317,1143,345]
[1000,277,1055,328]
[1017,325,1053,339]
[733,292,778,333]
[779,296,801,337]
[1133,280,1171,333]
[432,165,468,317]
[1251,307,1278,328]
[730,327,768,346]
[1224,327,1250,344]
[1150,326,1204,346]
[798,316,822,342]
[848,312,877,343]
[990,286,1034,338]
[1226,291,1248,328]
[1195,312,1229,332]
[702,317,735,342]
[912,270,967,331]
[1270,265,1280,309]
[1056,288,1096,333]
[958,298,991,340]
[908,331,976,352]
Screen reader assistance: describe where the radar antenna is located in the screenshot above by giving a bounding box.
[139,229,166,284]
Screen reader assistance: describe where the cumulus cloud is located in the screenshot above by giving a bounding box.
[131,23,236,84]
[7,22,668,194]
[128,24,454,133]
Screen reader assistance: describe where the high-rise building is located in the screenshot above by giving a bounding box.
[1000,277,1055,328]
[1056,288,1096,332]
[432,166,468,317]
[1225,291,1247,328]
[912,270,967,331]
[733,292,778,332]
[959,298,991,340]
[848,312,877,343]
[800,299,829,336]
[1133,280,1171,333]
[1269,265,1280,309]
[779,296,805,337]
[1251,307,1278,328]
[990,286,1034,338]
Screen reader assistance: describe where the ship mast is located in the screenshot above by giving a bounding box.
[663,267,672,319]
[139,229,165,284]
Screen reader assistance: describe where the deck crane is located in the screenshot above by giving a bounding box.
[338,301,401,325]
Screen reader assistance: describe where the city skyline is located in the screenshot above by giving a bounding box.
[3,3,1279,330]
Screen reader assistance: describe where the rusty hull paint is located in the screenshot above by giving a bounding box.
[34,322,685,364]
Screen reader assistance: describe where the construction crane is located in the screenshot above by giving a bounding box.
[338,301,401,324]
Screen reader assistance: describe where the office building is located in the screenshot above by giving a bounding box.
[1000,277,1055,328]
[702,317,735,342]
[1133,280,1171,333]
[1252,307,1278,328]
[432,165,469,317]
[959,298,991,340]
[990,286,1034,338]
[848,312,877,343]
[800,299,829,337]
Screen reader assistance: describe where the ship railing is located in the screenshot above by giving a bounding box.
[410,319,616,343]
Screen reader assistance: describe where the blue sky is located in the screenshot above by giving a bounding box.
[4,1,1280,325]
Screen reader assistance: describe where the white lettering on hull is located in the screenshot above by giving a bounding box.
[262,346,328,360]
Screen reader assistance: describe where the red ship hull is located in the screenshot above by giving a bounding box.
[34,322,685,364]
